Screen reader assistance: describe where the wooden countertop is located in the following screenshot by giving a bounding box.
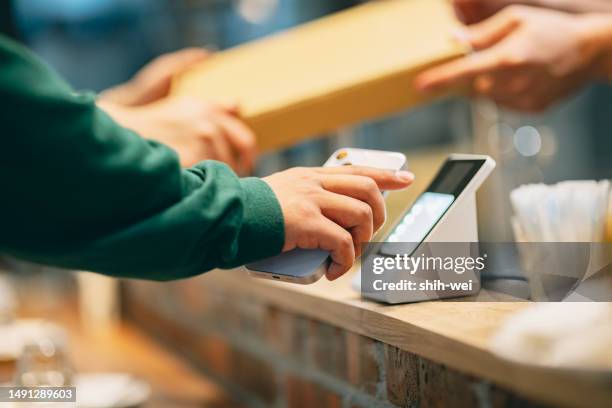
[202,267,611,408]
[18,299,242,408]
[197,148,612,408]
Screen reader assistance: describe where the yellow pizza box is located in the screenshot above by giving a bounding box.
[172,0,468,151]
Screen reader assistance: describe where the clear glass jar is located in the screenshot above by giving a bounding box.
[14,329,74,388]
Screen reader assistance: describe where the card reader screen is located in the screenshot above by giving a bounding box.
[428,159,486,197]
[386,192,453,243]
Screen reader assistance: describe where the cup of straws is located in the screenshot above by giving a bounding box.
[510,180,612,301]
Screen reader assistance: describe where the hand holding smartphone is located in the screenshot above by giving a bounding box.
[247,148,407,284]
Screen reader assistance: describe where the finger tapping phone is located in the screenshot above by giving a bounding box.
[246,148,407,284]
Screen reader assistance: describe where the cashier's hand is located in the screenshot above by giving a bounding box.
[416,6,601,113]
[98,97,256,172]
[453,0,515,24]
[452,0,612,23]
[99,48,210,106]
[264,166,414,281]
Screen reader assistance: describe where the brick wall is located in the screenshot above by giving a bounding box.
[124,277,548,408]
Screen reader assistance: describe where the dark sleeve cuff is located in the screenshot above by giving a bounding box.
[235,177,285,264]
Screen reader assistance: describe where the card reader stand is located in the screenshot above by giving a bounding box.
[365,193,481,304]
[427,192,478,242]
[354,154,495,304]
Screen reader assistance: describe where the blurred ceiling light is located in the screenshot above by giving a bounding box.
[235,0,278,24]
[514,125,542,157]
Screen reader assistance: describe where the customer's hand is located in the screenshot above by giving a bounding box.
[416,6,606,113]
[98,97,256,172]
[264,166,414,281]
[99,48,209,106]
[98,48,256,172]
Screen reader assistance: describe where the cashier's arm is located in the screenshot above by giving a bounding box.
[416,5,612,112]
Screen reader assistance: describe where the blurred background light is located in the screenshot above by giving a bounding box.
[234,0,279,24]
[514,126,542,157]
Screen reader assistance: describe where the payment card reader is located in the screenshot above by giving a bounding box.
[355,154,496,303]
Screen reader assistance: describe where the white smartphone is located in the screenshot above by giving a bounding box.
[246,148,407,284]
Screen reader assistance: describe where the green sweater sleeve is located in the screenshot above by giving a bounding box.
[0,35,285,281]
